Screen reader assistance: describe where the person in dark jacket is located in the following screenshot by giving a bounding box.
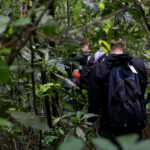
[87,38,147,138]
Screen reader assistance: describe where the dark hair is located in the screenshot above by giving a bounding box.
[111,27,126,48]
[79,37,89,46]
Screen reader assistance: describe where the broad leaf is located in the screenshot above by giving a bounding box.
[92,137,118,150]
[76,127,86,142]
[116,134,139,150]
[13,17,31,26]
[132,140,150,150]
[8,111,50,131]
[0,118,12,126]
[41,22,59,36]
[73,2,82,22]
[57,136,84,150]
[0,15,10,34]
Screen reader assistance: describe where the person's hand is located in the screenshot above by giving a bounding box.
[72,69,79,77]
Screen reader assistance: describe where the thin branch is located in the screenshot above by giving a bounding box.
[25,129,33,150]
[7,0,54,66]
[35,0,54,25]
[8,127,18,150]
[59,7,129,43]
[24,0,30,16]
[67,0,70,27]
[30,36,38,115]
[134,0,150,33]
[6,6,129,65]
[7,31,31,66]
[28,0,39,17]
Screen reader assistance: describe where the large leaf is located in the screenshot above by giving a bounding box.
[57,136,84,150]
[0,60,10,83]
[76,127,86,142]
[8,111,50,131]
[0,118,12,127]
[132,140,150,150]
[116,134,139,150]
[41,22,59,36]
[73,2,82,22]
[12,17,31,26]
[92,137,118,150]
[0,15,10,34]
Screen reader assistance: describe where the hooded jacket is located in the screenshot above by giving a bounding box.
[87,53,147,133]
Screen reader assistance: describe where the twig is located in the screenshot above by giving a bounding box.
[134,0,150,34]
[25,129,33,150]
[28,0,39,17]
[67,0,70,27]
[35,0,53,25]
[24,0,30,16]
[8,127,18,150]
[6,0,54,66]
[30,35,38,115]
[58,7,129,43]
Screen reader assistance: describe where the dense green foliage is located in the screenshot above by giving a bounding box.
[0,0,150,149]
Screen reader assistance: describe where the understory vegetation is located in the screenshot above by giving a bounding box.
[0,0,150,149]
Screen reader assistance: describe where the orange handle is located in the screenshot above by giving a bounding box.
[76,73,81,82]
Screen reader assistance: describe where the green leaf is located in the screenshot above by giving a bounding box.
[55,73,78,89]
[0,15,10,34]
[76,111,84,119]
[56,63,67,75]
[8,111,50,131]
[132,139,150,150]
[81,113,98,120]
[0,60,10,83]
[0,48,11,55]
[41,22,59,36]
[99,40,111,54]
[53,112,74,124]
[99,2,105,10]
[0,118,12,126]
[57,136,84,150]
[13,17,31,26]
[73,2,82,22]
[40,83,60,94]
[8,27,13,35]
[76,127,86,142]
[92,137,119,150]
[29,0,33,7]
[116,134,139,150]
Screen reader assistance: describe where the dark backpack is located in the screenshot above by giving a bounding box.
[107,63,147,131]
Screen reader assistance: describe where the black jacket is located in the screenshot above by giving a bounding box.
[88,53,147,131]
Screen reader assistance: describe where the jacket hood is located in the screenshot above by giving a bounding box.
[104,53,133,65]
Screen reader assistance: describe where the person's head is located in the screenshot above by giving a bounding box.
[79,37,91,52]
[80,37,89,47]
[110,28,126,54]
